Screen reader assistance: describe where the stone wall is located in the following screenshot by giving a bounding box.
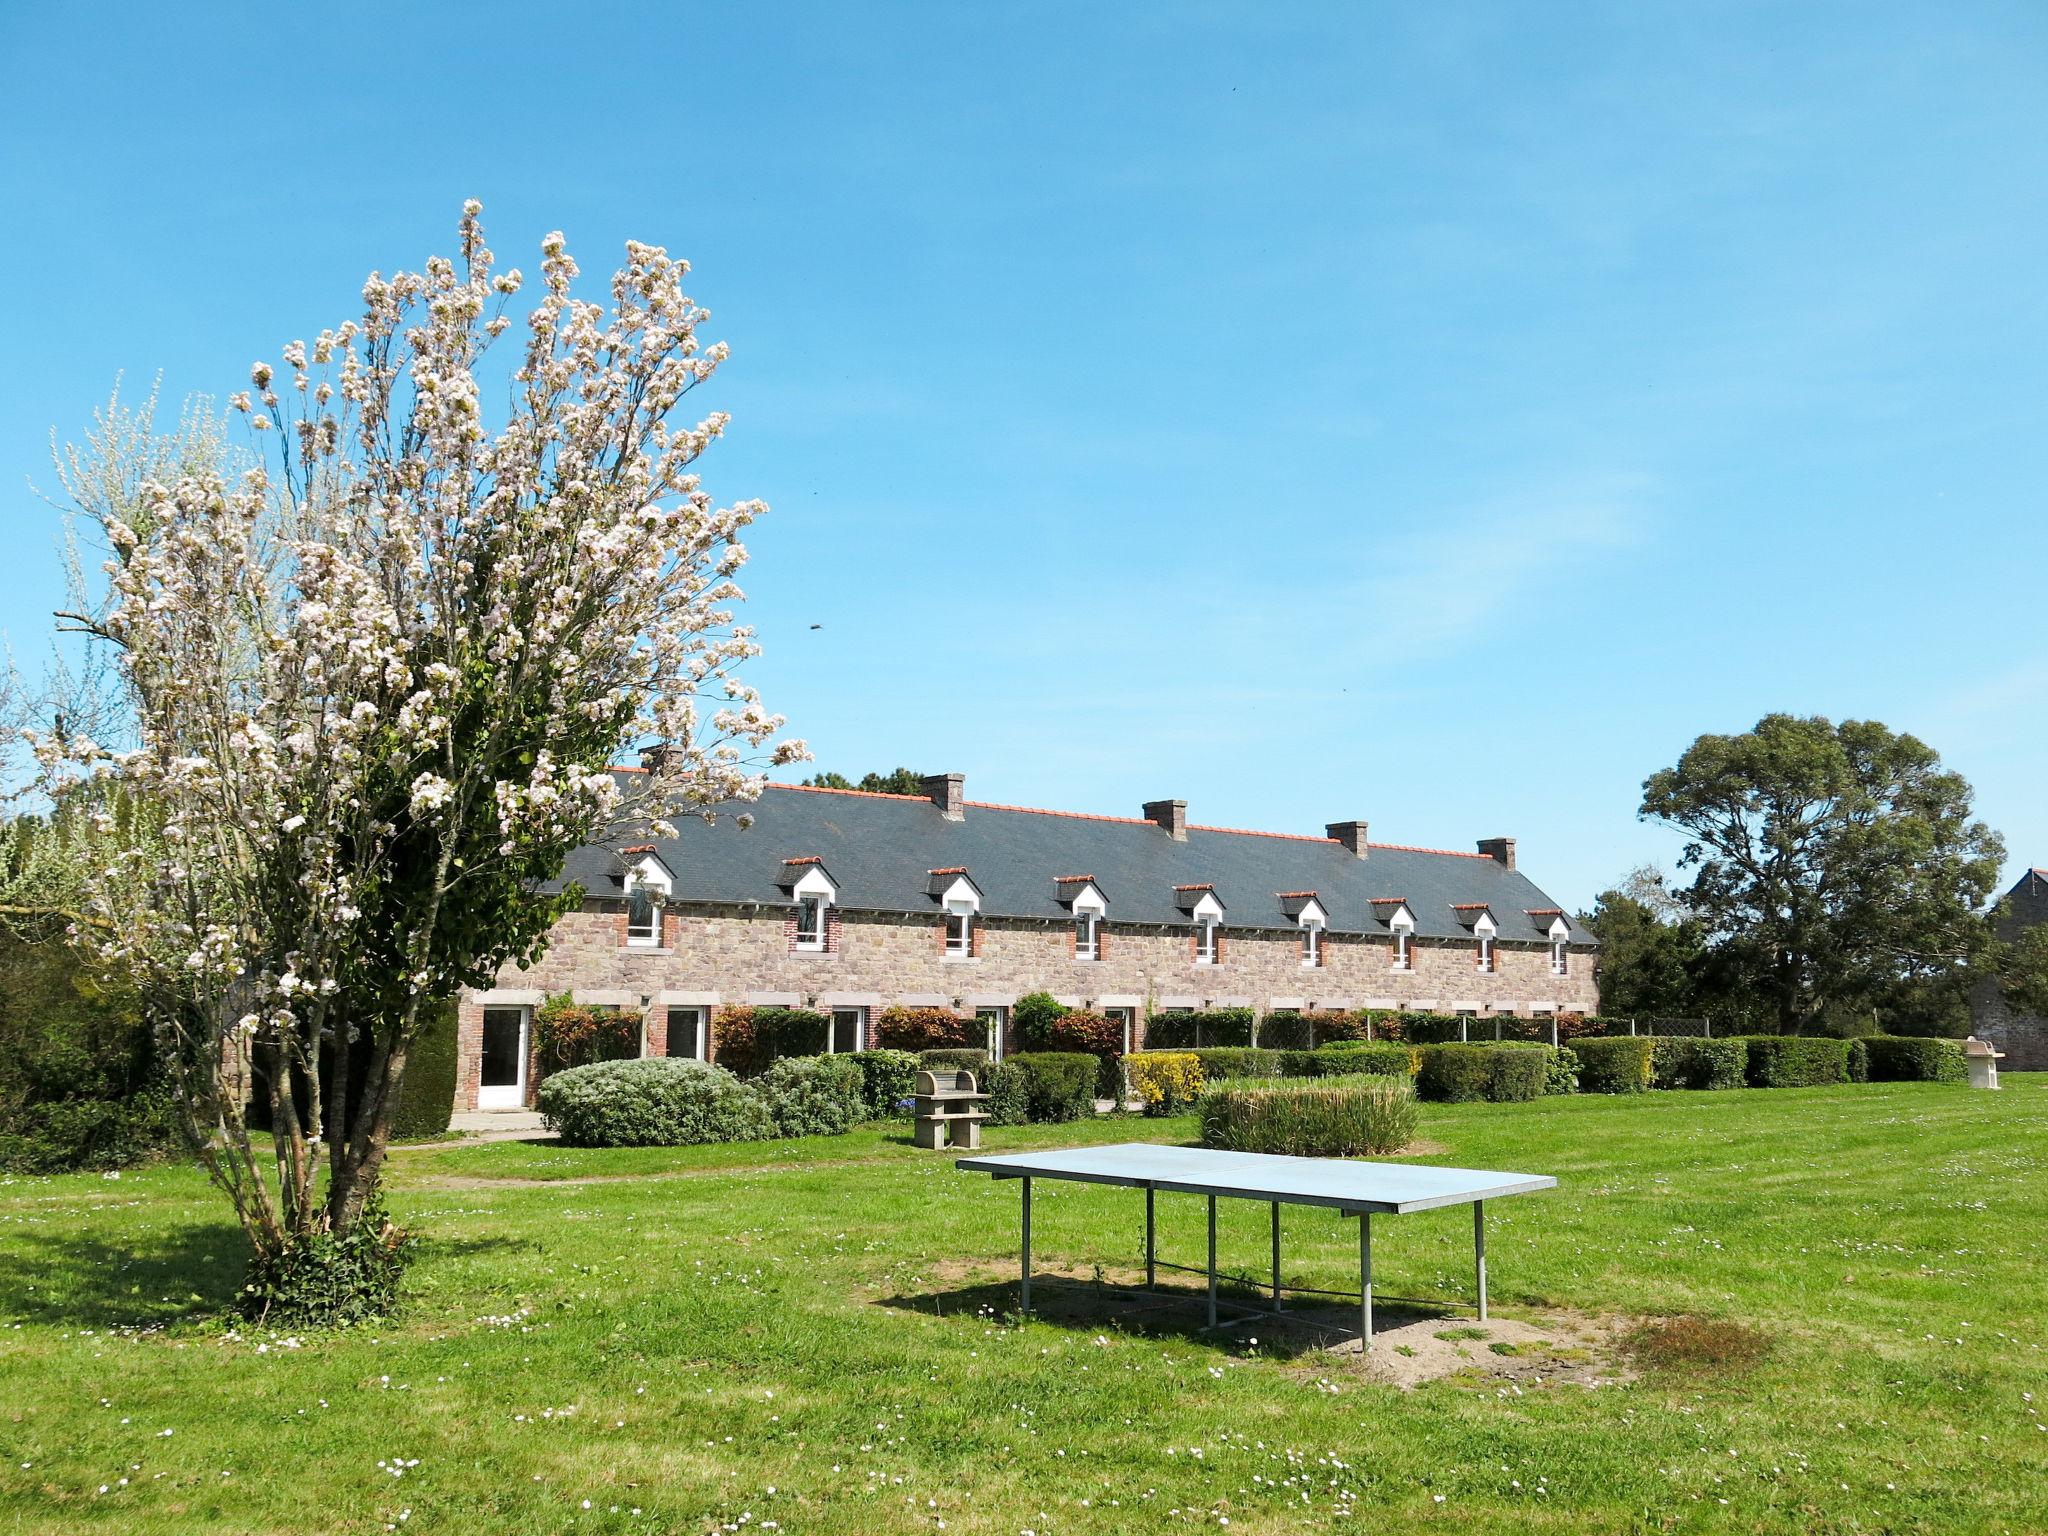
[456,901,1600,1110]
[1971,872,2048,1072]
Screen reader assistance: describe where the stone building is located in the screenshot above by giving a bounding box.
[454,772,1600,1111]
[1972,867,2048,1071]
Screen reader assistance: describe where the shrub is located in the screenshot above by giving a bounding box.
[916,1048,989,1074]
[1040,1009,1122,1057]
[753,1055,866,1137]
[1002,1052,1098,1122]
[238,1191,414,1327]
[533,992,640,1075]
[1847,1038,1869,1084]
[1413,1043,1549,1103]
[1650,1036,1747,1091]
[1860,1035,1966,1084]
[1545,1046,1580,1096]
[1737,1035,1850,1088]
[847,1049,919,1116]
[1012,991,1068,1050]
[981,1061,1029,1126]
[1199,1077,1418,1157]
[1258,1010,1362,1049]
[1144,1008,1253,1049]
[1369,1011,1470,1045]
[1286,1043,1417,1079]
[391,998,459,1140]
[709,1004,830,1077]
[537,1057,774,1147]
[1571,1036,1656,1093]
[1127,1052,1203,1116]
[1190,1047,1281,1080]
[0,1092,177,1175]
[876,1006,974,1053]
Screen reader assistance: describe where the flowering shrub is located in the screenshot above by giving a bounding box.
[753,1055,865,1137]
[534,993,639,1075]
[30,202,803,1311]
[538,1057,773,1147]
[1199,1078,1417,1158]
[1126,1052,1202,1116]
[876,1006,973,1053]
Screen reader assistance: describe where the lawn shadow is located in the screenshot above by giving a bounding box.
[0,1224,523,1331]
[876,1264,1458,1360]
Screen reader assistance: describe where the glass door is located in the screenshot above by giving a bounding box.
[478,1006,530,1109]
[665,1005,707,1061]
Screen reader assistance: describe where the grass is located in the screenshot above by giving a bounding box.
[1,1080,2045,1533]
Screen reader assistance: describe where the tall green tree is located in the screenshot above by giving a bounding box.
[1576,868,1708,1018]
[1640,715,2003,1034]
[803,767,924,795]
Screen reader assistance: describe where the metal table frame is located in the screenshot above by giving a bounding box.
[958,1143,1556,1345]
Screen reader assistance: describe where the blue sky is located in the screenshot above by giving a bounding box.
[2,2,2044,911]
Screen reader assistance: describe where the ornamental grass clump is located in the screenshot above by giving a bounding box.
[1198,1076,1418,1158]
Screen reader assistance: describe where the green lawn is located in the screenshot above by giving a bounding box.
[2,1080,2044,1534]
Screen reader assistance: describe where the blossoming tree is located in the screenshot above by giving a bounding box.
[37,204,802,1317]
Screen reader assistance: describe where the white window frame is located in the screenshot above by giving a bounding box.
[1392,923,1414,971]
[1196,917,1220,965]
[975,1005,1008,1061]
[1103,1005,1137,1054]
[828,1006,867,1054]
[623,853,672,949]
[1075,910,1099,961]
[1546,917,1570,976]
[795,895,827,951]
[946,909,974,956]
[665,1004,709,1062]
[1474,912,1498,973]
[1302,922,1322,967]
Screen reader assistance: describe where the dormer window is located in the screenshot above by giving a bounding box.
[1176,886,1226,967]
[1196,915,1220,965]
[1476,931,1495,973]
[619,849,673,949]
[1279,893,1327,970]
[627,887,659,945]
[1392,925,1413,971]
[930,869,983,960]
[796,895,826,950]
[1075,910,1099,961]
[1057,877,1107,963]
[1374,898,1416,972]
[1551,937,1568,976]
[783,860,838,955]
[1537,913,1570,976]
[1471,911,1499,973]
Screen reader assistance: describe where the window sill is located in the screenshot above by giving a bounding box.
[622,945,673,956]
[942,954,978,964]
[792,946,833,957]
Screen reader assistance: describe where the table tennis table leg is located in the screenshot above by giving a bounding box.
[1270,1201,1283,1310]
[1020,1176,1032,1318]
[1474,1199,1487,1322]
[1206,1194,1218,1329]
[1359,1211,1373,1349]
[1145,1186,1156,1290]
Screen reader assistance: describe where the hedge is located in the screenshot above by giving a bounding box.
[537,1057,774,1147]
[876,1006,975,1053]
[916,1048,989,1075]
[1144,1009,1254,1049]
[976,1053,1096,1124]
[1736,1035,1850,1088]
[391,998,459,1140]
[1650,1036,1747,1092]
[1861,1035,1967,1084]
[847,1049,919,1116]
[1290,1043,1419,1079]
[1189,1047,1282,1080]
[1571,1036,1656,1093]
[1256,1010,1368,1049]
[0,1092,175,1175]
[1127,1052,1203,1116]
[754,1055,866,1137]
[1413,1044,1549,1103]
[712,1005,830,1076]
[1199,1077,1418,1158]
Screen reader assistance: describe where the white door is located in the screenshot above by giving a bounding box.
[665,1005,708,1061]
[478,1006,530,1110]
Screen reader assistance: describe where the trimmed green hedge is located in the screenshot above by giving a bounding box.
[537,1057,774,1147]
[1571,1036,1655,1093]
[391,998,459,1140]
[994,1052,1097,1123]
[1145,1009,1255,1049]
[1294,1043,1419,1078]
[916,1048,989,1074]
[1650,1036,1747,1091]
[1189,1047,1281,1080]
[1859,1035,1967,1084]
[1736,1035,1850,1088]
[1414,1043,1548,1103]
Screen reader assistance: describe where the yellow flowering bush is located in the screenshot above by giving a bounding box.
[1126,1052,1203,1116]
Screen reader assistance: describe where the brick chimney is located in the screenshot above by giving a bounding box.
[640,743,679,772]
[1142,799,1188,841]
[1477,836,1516,870]
[1326,820,1370,858]
[921,772,965,820]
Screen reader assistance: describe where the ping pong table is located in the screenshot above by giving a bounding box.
[956,1142,1556,1344]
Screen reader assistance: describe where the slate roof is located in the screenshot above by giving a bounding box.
[554,779,1593,945]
